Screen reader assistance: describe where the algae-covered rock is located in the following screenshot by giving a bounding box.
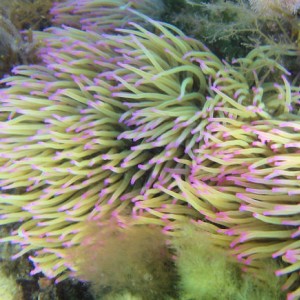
[0,266,23,300]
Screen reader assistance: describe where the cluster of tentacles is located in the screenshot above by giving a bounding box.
[0,1,300,298]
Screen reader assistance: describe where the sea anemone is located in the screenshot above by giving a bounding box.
[0,2,300,299]
[0,7,223,280]
[182,117,300,299]
[50,0,165,32]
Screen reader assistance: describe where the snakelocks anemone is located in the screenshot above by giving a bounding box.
[0,0,300,298]
[50,0,165,32]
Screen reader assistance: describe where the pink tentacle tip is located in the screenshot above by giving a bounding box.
[285,250,298,263]
[275,269,284,276]
[161,214,169,220]
[223,228,235,236]
[30,267,42,276]
[230,240,238,248]
[287,294,297,300]
[239,204,249,212]
[162,225,173,233]
[291,228,300,238]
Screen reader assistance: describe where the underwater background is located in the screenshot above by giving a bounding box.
[0,0,299,299]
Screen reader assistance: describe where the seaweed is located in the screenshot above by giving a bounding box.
[163,0,300,80]
[0,0,62,77]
